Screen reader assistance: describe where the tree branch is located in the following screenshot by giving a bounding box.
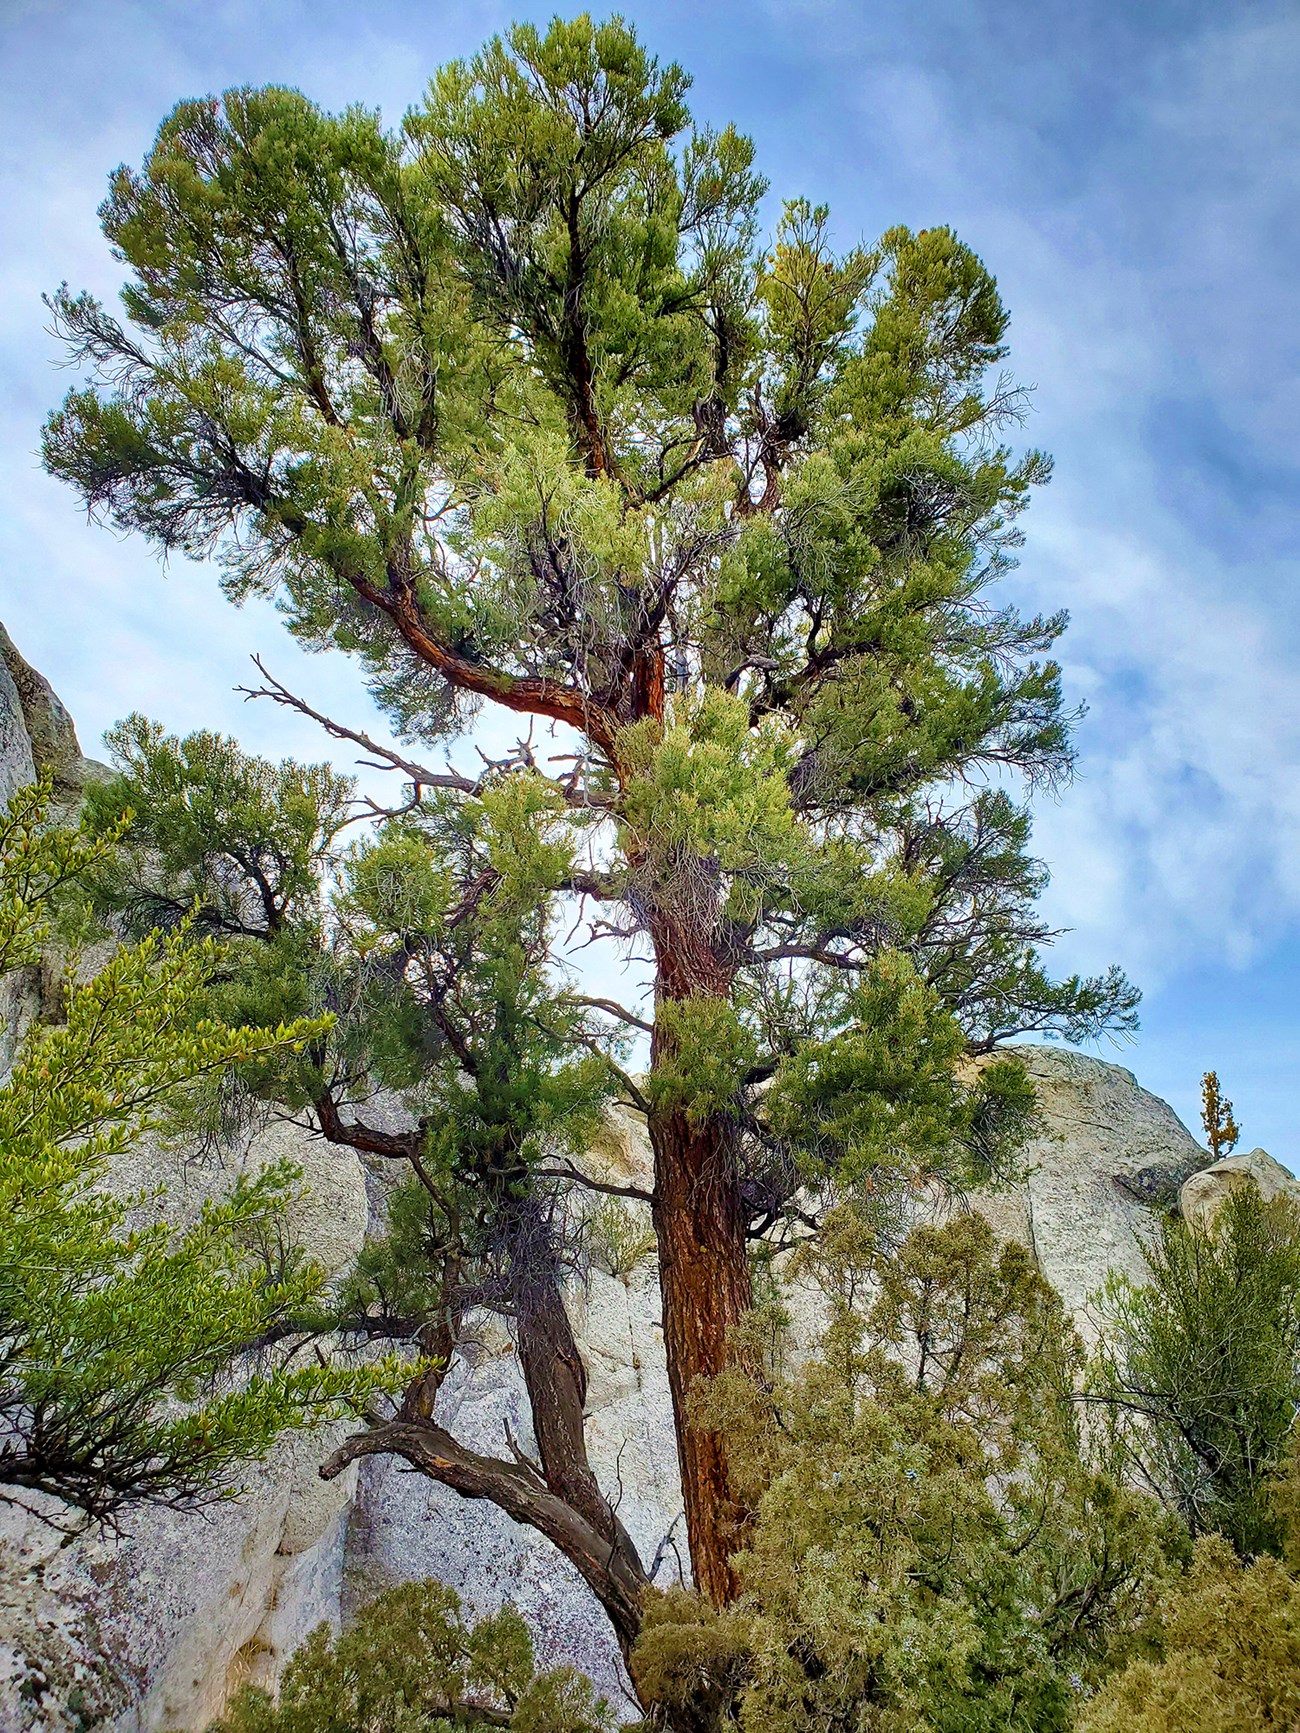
[240,657,476,790]
[319,1417,648,1649]
[241,656,611,812]
[354,576,621,756]
[561,994,654,1035]
[532,1162,654,1205]
[312,1089,423,1161]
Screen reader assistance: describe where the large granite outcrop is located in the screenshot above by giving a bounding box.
[1180,1147,1300,1232]
[1,627,1291,1730]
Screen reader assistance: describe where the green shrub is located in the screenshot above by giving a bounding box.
[204,1580,610,1733]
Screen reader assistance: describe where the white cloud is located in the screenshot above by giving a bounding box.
[795,4,1300,991]
[1027,491,1300,982]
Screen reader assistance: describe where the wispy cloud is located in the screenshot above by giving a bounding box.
[784,1,1300,990]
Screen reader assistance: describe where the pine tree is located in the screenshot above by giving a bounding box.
[1091,1184,1300,1559]
[0,780,398,1525]
[81,716,655,1648]
[43,13,1136,1638]
[1200,1070,1240,1159]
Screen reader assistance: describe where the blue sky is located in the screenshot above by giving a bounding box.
[2,0,1298,1162]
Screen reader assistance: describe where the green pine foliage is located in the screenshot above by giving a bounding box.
[584,1196,657,1280]
[1078,1536,1300,1733]
[81,713,354,944]
[630,1213,1180,1732]
[204,1580,611,1733]
[0,780,401,1524]
[40,13,1138,1223]
[78,714,355,1114]
[79,715,619,1366]
[1091,1184,1300,1559]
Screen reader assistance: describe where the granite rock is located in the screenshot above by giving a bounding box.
[1179,1147,1300,1233]
[969,1046,1209,1328]
[0,657,36,812]
[0,623,83,794]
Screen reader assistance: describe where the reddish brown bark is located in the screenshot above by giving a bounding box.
[353,577,621,756]
[648,905,754,1607]
[649,1102,752,1606]
[631,642,666,723]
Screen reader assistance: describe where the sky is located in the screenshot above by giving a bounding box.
[1,0,1298,1163]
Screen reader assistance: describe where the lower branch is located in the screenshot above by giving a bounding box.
[319,1418,647,1651]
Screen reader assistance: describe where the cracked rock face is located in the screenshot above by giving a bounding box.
[0,1429,362,1733]
[0,627,1270,1731]
[0,624,86,799]
[0,657,36,811]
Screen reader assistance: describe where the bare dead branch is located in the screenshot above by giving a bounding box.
[533,1162,654,1205]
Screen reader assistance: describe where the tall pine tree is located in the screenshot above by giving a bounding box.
[44,13,1135,1663]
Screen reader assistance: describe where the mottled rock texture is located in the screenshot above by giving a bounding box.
[0,624,85,798]
[971,1046,1208,1328]
[2,627,1279,1731]
[0,658,36,812]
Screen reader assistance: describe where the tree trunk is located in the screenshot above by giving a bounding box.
[649,1101,752,1606]
[512,1216,645,1570]
[647,899,754,1607]
[309,1128,655,1664]
[319,1200,742,1731]
[512,1262,653,1657]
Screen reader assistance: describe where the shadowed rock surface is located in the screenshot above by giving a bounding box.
[0,625,77,774]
